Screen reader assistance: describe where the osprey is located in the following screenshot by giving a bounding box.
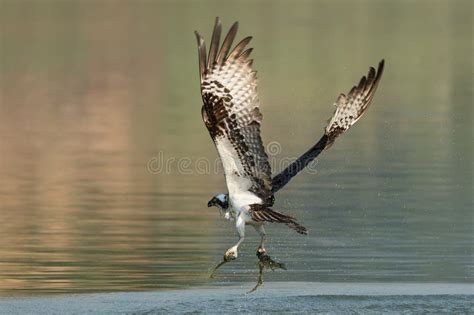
[195,18,384,292]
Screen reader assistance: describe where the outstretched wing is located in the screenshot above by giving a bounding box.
[325,60,385,140]
[272,60,384,193]
[195,18,273,204]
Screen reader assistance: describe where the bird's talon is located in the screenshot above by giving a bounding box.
[248,249,287,293]
[224,251,237,261]
[257,251,287,270]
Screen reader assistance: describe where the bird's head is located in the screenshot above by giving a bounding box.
[207,193,229,210]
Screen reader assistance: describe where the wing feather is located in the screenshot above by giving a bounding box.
[326,60,384,140]
[195,18,273,204]
[228,36,252,60]
[207,17,221,69]
[272,60,385,193]
[194,32,207,84]
[216,21,238,65]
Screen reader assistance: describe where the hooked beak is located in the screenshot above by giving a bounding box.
[207,197,225,216]
[208,198,215,207]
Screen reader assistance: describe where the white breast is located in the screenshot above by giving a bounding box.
[229,191,262,223]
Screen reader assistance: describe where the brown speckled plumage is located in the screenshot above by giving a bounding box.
[195,18,273,205]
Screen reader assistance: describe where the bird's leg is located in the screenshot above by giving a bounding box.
[255,224,266,254]
[247,225,287,293]
[209,216,245,278]
[254,225,285,269]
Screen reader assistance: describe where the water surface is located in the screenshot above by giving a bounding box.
[1,283,473,314]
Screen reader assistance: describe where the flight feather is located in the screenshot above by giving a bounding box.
[195,18,273,204]
[272,60,384,193]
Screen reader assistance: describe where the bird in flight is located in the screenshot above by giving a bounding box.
[195,18,384,292]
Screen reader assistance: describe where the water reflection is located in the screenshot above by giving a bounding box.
[0,0,472,295]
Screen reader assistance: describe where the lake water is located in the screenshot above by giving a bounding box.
[1,283,473,314]
[0,0,472,307]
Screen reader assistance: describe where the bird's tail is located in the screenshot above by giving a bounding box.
[249,205,308,235]
[285,221,308,235]
[269,209,309,235]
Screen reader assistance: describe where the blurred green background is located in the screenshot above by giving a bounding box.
[0,0,472,295]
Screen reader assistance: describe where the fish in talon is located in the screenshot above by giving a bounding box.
[247,249,287,293]
[247,263,264,294]
[257,248,287,270]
